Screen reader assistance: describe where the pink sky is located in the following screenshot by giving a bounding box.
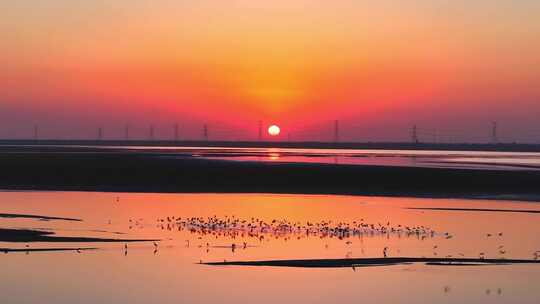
[1,1,539,142]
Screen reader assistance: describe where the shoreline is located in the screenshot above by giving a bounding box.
[1,247,97,253]
[3,139,540,152]
[406,207,540,213]
[202,257,540,268]
[0,228,159,243]
[0,213,82,221]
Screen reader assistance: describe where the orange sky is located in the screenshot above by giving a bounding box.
[1,1,539,142]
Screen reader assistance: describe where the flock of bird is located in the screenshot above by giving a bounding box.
[154,215,437,242]
[123,215,540,261]
[150,215,441,258]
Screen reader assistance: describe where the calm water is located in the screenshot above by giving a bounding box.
[1,191,540,304]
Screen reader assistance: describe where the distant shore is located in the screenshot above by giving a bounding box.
[2,139,540,152]
[1,145,540,201]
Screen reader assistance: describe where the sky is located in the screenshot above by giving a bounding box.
[1,0,539,142]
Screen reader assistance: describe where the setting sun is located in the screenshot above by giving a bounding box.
[268,125,280,136]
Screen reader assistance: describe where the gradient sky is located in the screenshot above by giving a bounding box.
[1,0,539,142]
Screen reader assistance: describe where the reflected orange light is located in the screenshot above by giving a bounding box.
[268,152,280,160]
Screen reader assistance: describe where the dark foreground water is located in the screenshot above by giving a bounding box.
[1,191,539,304]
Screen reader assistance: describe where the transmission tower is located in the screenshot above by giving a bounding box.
[124,125,129,140]
[258,120,263,141]
[334,120,339,143]
[203,124,208,141]
[33,125,38,140]
[491,122,498,144]
[411,125,419,144]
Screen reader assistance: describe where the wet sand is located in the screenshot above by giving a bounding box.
[406,207,540,214]
[1,147,540,201]
[203,257,540,268]
[1,247,97,253]
[0,228,158,243]
[0,213,82,221]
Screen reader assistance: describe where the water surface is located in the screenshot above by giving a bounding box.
[1,192,539,303]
